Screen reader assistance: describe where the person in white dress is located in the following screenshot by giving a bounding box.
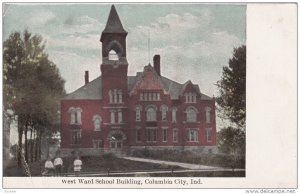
[73,156,82,176]
[43,157,54,176]
[54,154,63,176]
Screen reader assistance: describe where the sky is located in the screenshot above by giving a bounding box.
[3,3,246,144]
[3,3,246,96]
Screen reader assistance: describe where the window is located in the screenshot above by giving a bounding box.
[146,128,157,142]
[71,130,81,145]
[110,110,123,124]
[146,106,157,121]
[140,92,161,101]
[162,128,168,142]
[118,110,122,123]
[135,106,142,121]
[136,129,141,142]
[160,105,168,121]
[172,107,177,123]
[173,128,178,142]
[93,115,102,131]
[206,128,212,142]
[140,93,143,101]
[184,92,197,103]
[109,89,122,104]
[186,107,197,122]
[205,107,212,123]
[70,111,75,124]
[93,139,102,148]
[69,107,82,125]
[187,128,198,142]
[118,90,122,103]
[113,89,118,103]
[108,50,119,61]
[110,110,116,124]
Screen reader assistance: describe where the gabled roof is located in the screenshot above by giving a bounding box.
[180,80,201,96]
[63,77,102,100]
[102,5,127,34]
[129,65,168,95]
[63,66,213,101]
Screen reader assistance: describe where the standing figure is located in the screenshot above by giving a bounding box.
[54,154,63,176]
[73,156,82,176]
[43,156,54,176]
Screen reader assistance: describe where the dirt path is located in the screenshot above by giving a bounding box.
[122,156,223,170]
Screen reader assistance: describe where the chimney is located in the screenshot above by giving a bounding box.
[153,55,160,76]
[85,71,89,85]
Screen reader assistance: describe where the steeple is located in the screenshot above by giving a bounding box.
[100,5,128,64]
[100,5,127,41]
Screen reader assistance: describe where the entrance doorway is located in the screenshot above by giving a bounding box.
[110,133,123,149]
[107,130,126,151]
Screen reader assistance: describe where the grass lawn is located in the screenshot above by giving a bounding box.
[4,154,184,177]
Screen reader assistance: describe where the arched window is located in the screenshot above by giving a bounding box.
[160,105,168,121]
[69,107,75,124]
[205,107,212,123]
[76,108,82,124]
[146,106,157,121]
[186,106,197,122]
[93,115,102,131]
[108,50,119,61]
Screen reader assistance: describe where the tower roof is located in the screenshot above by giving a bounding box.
[102,5,127,34]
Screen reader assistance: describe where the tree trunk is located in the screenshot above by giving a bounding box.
[35,129,39,162]
[17,124,23,168]
[24,123,28,163]
[38,131,43,160]
[30,127,33,162]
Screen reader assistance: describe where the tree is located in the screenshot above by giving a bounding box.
[3,30,65,168]
[216,45,246,129]
[217,127,245,155]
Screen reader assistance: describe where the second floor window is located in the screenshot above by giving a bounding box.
[146,106,157,121]
[69,107,82,125]
[205,107,212,123]
[160,105,168,121]
[186,107,197,122]
[135,106,142,121]
[93,115,102,131]
[110,110,122,124]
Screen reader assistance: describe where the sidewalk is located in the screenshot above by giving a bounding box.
[122,156,223,170]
